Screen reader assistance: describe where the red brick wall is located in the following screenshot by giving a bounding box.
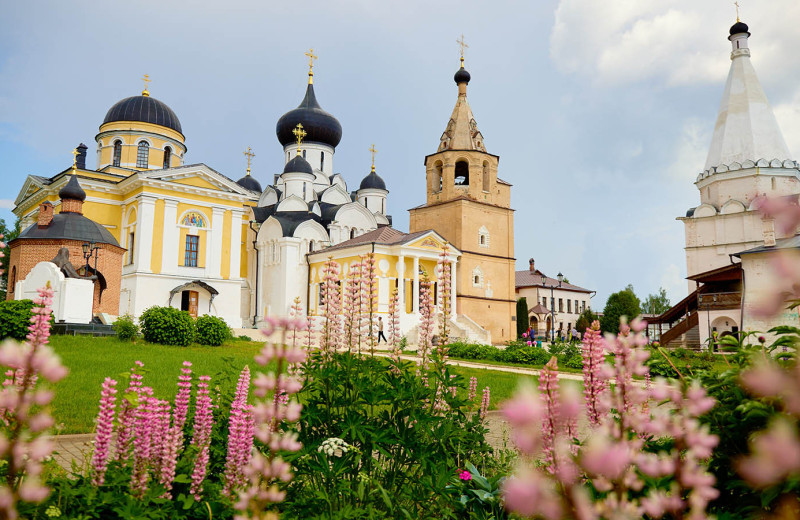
[6,239,125,315]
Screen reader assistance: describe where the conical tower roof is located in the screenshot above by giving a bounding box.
[704,21,792,173]
[438,61,486,153]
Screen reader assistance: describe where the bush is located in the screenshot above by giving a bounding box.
[112,314,139,341]
[139,306,195,346]
[195,315,230,346]
[0,299,36,340]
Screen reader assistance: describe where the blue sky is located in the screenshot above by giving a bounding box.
[1,0,799,308]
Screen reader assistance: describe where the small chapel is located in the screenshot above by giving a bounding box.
[8,46,516,344]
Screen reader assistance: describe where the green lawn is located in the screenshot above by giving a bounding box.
[48,336,542,434]
[49,335,266,434]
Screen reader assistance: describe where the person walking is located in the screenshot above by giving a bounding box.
[377,316,387,344]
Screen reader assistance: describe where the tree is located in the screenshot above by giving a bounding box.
[0,218,20,300]
[600,285,641,334]
[575,308,598,334]
[516,297,528,338]
[642,287,671,315]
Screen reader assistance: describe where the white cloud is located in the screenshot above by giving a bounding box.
[0,200,14,210]
[773,87,800,160]
[549,0,800,87]
[666,118,711,180]
[660,263,687,305]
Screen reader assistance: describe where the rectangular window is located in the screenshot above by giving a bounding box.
[581,301,586,312]
[558,298,563,312]
[184,235,199,267]
[567,300,572,313]
[542,297,547,308]
[575,300,579,313]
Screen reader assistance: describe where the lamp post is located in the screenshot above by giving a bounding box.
[541,272,564,344]
[82,241,99,275]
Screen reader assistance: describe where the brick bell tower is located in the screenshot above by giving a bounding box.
[408,43,516,344]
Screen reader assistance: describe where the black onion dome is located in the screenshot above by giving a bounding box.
[236,175,262,192]
[103,95,183,134]
[276,84,342,148]
[454,67,471,85]
[729,21,750,36]
[359,170,387,191]
[59,175,86,202]
[283,155,314,175]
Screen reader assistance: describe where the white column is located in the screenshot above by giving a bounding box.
[207,207,225,278]
[135,195,157,273]
[397,255,405,314]
[412,256,420,314]
[450,258,457,318]
[161,199,179,274]
[255,241,266,322]
[229,210,243,279]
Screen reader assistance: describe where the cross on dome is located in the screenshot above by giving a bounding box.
[305,48,318,84]
[734,0,740,21]
[293,123,307,155]
[243,146,255,175]
[142,74,151,97]
[369,144,377,172]
[71,147,79,171]
[457,34,468,67]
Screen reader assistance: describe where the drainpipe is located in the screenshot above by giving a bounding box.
[305,248,311,318]
[249,220,259,327]
[730,254,745,333]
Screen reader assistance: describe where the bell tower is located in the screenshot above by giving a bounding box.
[409,42,516,344]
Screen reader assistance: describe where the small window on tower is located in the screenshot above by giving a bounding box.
[136,141,149,168]
[163,146,171,169]
[320,152,324,170]
[302,149,306,159]
[350,228,357,239]
[454,160,469,186]
[113,140,122,167]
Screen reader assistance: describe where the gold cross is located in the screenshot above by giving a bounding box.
[71,148,79,170]
[243,146,255,175]
[142,74,151,96]
[734,1,740,21]
[369,144,377,172]
[457,34,468,66]
[293,123,307,155]
[305,48,318,84]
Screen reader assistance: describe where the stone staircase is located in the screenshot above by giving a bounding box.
[405,314,491,345]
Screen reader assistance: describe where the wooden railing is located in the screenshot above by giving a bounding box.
[661,311,699,347]
[697,292,741,310]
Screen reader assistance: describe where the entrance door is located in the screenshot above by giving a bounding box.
[188,291,199,318]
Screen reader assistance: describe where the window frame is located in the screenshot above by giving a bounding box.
[113,140,122,167]
[136,141,150,168]
[184,235,200,267]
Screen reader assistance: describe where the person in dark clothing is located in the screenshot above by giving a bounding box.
[377,316,388,343]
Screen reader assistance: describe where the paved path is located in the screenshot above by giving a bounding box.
[51,434,93,471]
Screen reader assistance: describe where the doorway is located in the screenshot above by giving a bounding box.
[181,290,199,318]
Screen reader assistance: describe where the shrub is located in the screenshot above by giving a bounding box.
[0,299,36,340]
[195,315,230,346]
[112,315,139,341]
[139,306,195,346]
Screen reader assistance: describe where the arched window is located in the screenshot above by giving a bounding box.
[320,152,324,171]
[302,149,306,159]
[478,226,490,248]
[136,141,150,168]
[434,161,443,192]
[309,240,314,253]
[482,161,490,191]
[113,140,122,167]
[303,183,307,199]
[163,146,172,169]
[454,160,469,186]
[350,228,356,239]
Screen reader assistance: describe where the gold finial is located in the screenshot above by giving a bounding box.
[734,1,740,21]
[304,48,318,84]
[293,124,307,156]
[71,147,79,171]
[456,34,469,67]
[243,146,255,175]
[368,144,377,173]
[142,74,151,97]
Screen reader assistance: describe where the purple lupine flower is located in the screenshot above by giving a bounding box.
[223,366,253,497]
[480,386,491,420]
[131,387,155,497]
[91,378,118,486]
[173,361,192,432]
[190,375,214,500]
[468,376,478,402]
[114,361,144,461]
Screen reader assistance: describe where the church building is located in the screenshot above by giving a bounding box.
[651,19,800,349]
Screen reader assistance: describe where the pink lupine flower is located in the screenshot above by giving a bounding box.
[0,286,65,517]
[91,378,117,486]
[190,375,214,500]
[417,276,435,367]
[437,245,452,346]
[539,357,560,474]
[131,387,155,496]
[237,317,305,518]
[320,258,343,355]
[479,386,490,420]
[224,366,255,497]
[468,376,478,402]
[115,360,145,461]
[581,321,607,426]
[361,253,379,355]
